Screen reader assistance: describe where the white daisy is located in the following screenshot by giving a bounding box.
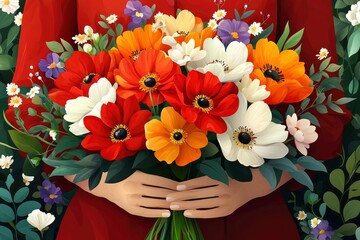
[217,93,289,167]
[6,83,20,96]
[64,78,118,136]
[208,19,218,30]
[0,0,19,14]
[346,2,360,26]
[238,75,270,102]
[154,12,165,21]
[310,218,321,228]
[248,22,263,36]
[106,14,118,24]
[297,211,307,221]
[153,12,166,32]
[26,86,40,99]
[164,39,206,66]
[27,209,55,232]
[316,48,329,60]
[9,95,22,108]
[72,34,90,45]
[14,11,22,26]
[22,173,34,186]
[49,130,57,141]
[188,37,253,82]
[0,155,14,169]
[212,9,227,21]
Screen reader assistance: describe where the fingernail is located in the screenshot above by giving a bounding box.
[162,212,171,218]
[177,185,186,191]
[184,211,192,217]
[170,205,180,210]
[166,196,174,202]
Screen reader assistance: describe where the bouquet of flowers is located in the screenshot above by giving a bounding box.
[3,1,351,239]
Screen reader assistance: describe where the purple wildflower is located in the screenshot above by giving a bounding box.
[38,53,64,79]
[310,220,334,240]
[39,180,62,205]
[217,19,250,46]
[124,0,152,30]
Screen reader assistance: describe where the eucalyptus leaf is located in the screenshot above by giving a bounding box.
[319,203,327,218]
[0,226,13,240]
[336,223,357,236]
[323,191,340,213]
[290,170,314,191]
[348,28,360,58]
[296,156,327,172]
[283,28,304,50]
[330,169,345,193]
[5,174,14,189]
[14,187,29,203]
[349,180,360,199]
[46,41,64,53]
[199,159,229,185]
[8,130,42,154]
[0,204,15,222]
[300,112,320,127]
[343,200,360,222]
[17,201,42,217]
[16,219,32,235]
[259,164,277,189]
[0,188,12,203]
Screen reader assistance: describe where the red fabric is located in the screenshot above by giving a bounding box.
[10,0,349,239]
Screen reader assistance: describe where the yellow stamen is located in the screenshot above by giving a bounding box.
[48,62,57,69]
[4,0,10,5]
[49,194,56,199]
[231,32,239,39]
[135,11,144,18]
[319,230,325,235]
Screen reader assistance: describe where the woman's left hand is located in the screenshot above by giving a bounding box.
[166,168,293,218]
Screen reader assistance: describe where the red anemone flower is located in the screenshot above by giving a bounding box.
[162,71,239,134]
[49,51,113,106]
[81,96,152,161]
[114,49,181,106]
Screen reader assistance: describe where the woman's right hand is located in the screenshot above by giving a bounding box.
[65,170,178,218]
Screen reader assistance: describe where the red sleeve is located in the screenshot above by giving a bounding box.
[277,0,351,161]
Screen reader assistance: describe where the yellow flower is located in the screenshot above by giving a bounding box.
[163,10,203,36]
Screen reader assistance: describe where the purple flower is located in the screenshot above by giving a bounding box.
[124,0,152,30]
[38,53,64,79]
[310,220,334,240]
[39,180,62,205]
[218,19,250,46]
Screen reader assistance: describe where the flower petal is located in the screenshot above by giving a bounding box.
[255,122,288,145]
[237,148,264,167]
[154,143,180,164]
[252,143,289,159]
[243,101,271,133]
[186,132,208,148]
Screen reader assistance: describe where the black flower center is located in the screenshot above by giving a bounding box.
[144,77,156,88]
[113,128,128,140]
[83,73,97,84]
[238,132,251,144]
[173,132,183,141]
[197,98,210,108]
[264,70,280,82]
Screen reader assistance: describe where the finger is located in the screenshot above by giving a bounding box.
[136,171,178,190]
[130,207,171,218]
[166,186,228,202]
[176,176,222,191]
[184,207,233,219]
[136,197,171,209]
[136,185,176,199]
[170,197,225,211]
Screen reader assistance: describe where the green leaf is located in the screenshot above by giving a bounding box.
[132,150,158,169]
[5,174,14,189]
[98,21,108,29]
[348,28,360,58]
[286,105,295,117]
[6,25,20,47]
[106,157,135,183]
[271,109,284,123]
[289,171,314,191]
[267,158,298,172]
[259,164,277,189]
[335,97,356,105]
[251,24,274,47]
[0,54,14,70]
[116,24,123,36]
[323,191,340,213]
[326,63,341,72]
[349,180,360,199]
[16,219,32,235]
[170,163,189,181]
[201,142,218,158]
[356,227,360,240]
[283,28,304,50]
[296,156,327,172]
[99,34,109,50]
[301,98,310,111]
[330,169,345,193]
[53,135,82,156]
[300,112,320,127]
[199,159,229,185]
[8,130,42,154]
[0,226,13,240]
[0,12,14,29]
[241,10,255,19]
[234,9,241,20]
[0,204,15,222]
[0,188,12,203]
[316,93,326,104]
[46,41,65,53]
[294,44,302,55]
[335,0,348,8]
[224,161,253,182]
[17,201,42,217]
[349,78,359,95]
[319,203,326,218]
[315,105,328,114]
[277,22,290,51]
[336,223,357,236]
[14,187,29,203]
[319,57,331,72]
[307,192,319,205]
[343,200,360,222]
[319,77,343,92]
[60,38,74,53]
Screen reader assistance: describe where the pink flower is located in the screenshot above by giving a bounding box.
[286,114,318,156]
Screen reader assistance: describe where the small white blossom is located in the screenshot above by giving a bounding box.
[91,33,100,42]
[83,44,93,54]
[14,12,22,26]
[0,0,20,14]
[310,218,322,228]
[72,34,90,45]
[154,12,165,21]
[297,211,307,221]
[8,95,22,108]
[29,73,33,77]
[22,173,34,186]
[316,48,329,60]
[346,2,360,26]
[238,75,270,102]
[248,22,263,36]
[106,14,118,24]
[49,130,57,141]
[84,25,94,36]
[212,9,227,21]
[208,19,218,30]
[26,86,40,99]
[0,155,14,169]
[29,65,34,69]
[6,83,20,96]
[27,209,55,232]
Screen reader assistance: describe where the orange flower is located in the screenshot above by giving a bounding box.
[174,27,215,48]
[248,39,313,105]
[145,107,208,166]
[116,24,166,60]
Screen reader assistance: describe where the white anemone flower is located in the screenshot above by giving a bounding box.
[27,209,55,232]
[237,75,270,102]
[64,78,117,136]
[165,39,206,66]
[188,37,253,82]
[217,93,289,167]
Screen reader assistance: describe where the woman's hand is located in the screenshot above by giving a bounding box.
[66,171,178,218]
[166,168,293,218]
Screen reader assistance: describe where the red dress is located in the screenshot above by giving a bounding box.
[12,0,349,239]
